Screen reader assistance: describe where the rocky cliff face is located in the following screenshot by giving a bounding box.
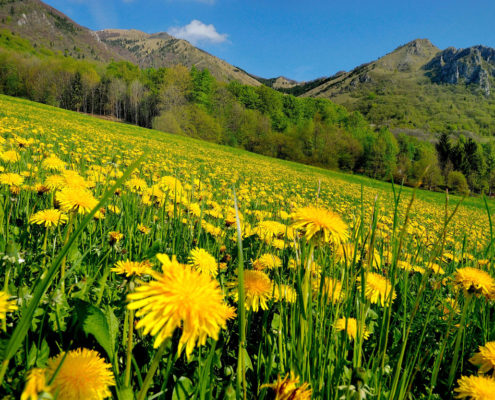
[425,46,495,95]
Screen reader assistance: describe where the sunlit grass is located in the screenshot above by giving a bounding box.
[0,94,494,399]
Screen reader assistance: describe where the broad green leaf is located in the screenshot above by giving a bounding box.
[172,376,194,400]
[104,305,119,359]
[73,299,115,360]
[242,347,253,372]
[36,340,50,368]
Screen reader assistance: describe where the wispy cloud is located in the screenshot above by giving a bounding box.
[168,20,228,45]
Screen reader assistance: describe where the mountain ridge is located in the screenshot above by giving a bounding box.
[96,28,260,85]
[292,38,495,135]
[3,1,495,135]
[0,0,259,85]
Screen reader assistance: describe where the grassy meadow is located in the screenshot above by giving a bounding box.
[0,94,494,399]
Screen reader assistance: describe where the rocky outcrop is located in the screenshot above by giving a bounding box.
[425,46,495,95]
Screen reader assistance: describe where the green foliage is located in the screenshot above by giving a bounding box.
[73,300,119,361]
[190,66,214,109]
[343,77,495,136]
[365,128,399,179]
[0,32,493,195]
[0,29,33,52]
[447,171,470,195]
[106,61,141,84]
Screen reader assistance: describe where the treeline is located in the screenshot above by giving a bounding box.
[1,29,494,195]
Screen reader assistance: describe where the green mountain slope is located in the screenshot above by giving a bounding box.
[0,0,126,61]
[300,39,495,136]
[0,0,259,85]
[96,29,260,86]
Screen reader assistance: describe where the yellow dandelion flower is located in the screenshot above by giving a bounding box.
[261,373,312,400]
[94,208,106,220]
[107,205,121,214]
[0,291,18,321]
[29,209,68,228]
[127,254,231,358]
[268,238,286,250]
[454,267,495,298]
[109,231,123,245]
[318,277,344,304]
[21,368,51,400]
[255,220,287,240]
[335,317,370,341]
[62,170,92,190]
[44,174,66,190]
[46,348,115,400]
[42,155,67,171]
[397,260,414,272]
[335,242,361,263]
[429,263,445,275]
[230,270,272,312]
[188,247,217,276]
[1,150,20,163]
[439,297,460,320]
[0,172,24,187]
[291,205,348,244]
[32,183,50,195]
[360,272,396,306]
[225,208,242,226]
[272,284,297,303]
[158,176,182,194]
[9,184,20,195]
[455,375,495,399]
[137,224,151,234]
[56,187,98,214]
[186,202,201,217]
[111,260,151,278]
[125,177,148,192]
[142,186,166,206]
[469,342,495,377]
[224,305,237,321]
[253,254,282,270]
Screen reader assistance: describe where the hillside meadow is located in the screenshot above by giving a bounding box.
[0,94,494,399]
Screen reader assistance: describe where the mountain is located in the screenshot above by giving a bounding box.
[250,76,299,89]
[301,39,440,98]
[297,39,495,136]
[96,29,260,85]
[0,0,259,85]
[0,0,125,61]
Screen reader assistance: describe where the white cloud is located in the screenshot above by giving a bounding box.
[168,20,228,45]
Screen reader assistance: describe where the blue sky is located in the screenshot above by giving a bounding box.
[44,0,495,82]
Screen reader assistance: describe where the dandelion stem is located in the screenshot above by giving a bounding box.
[137,340,168,400]
[447,293,472,389]
[124,307,134,387]
[233,188,247,400]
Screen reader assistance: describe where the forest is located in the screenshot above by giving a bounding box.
[1,28,494,195]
